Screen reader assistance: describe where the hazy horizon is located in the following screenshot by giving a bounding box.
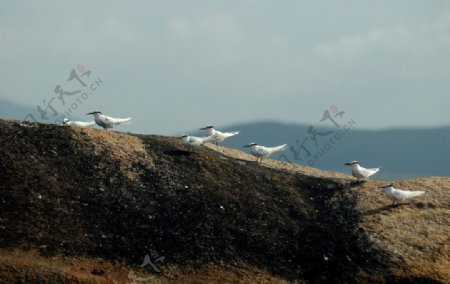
[1,97,450,136]
[1,1,449,135]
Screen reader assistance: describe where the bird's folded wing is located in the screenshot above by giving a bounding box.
[401,190,425,199]
[270,144,288,153]
[223,131,239,137]
[257,148,271,156]
[111,117,132,124]
[392,190,425,199]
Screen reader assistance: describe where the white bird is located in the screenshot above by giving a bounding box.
[379,184,425,205]
[344,161,380,181]
[199,125,239,145]
[180,135,214,150]
[86,111,132,129]
[244,142,288,163]
[62,118,95,128]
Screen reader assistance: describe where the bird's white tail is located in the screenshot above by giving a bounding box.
[271,144,288,153]
[404,191,425,199]
[114,117,132,124]
[222,131,239,138]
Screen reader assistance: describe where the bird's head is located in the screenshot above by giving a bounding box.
[200,125,214,130]
[244,142,258,148]
[62,118,69,124]
[344,161,359,166]
[86,111,102,115]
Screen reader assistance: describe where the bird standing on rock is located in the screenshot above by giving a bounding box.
[180,135,214,150]
[380,184,425,205]
[244,143,288,163]
[199,125,240,145]
[86,111,132,130]
[345,161,380,181]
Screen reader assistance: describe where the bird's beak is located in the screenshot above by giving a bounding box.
[86,112,93,115]
[243,145,250,148]
[344,163,352,165]
[199,127,207,130]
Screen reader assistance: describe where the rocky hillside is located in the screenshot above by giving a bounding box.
[0,119,448,283]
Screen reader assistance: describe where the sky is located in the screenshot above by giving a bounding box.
[1,1,449,135]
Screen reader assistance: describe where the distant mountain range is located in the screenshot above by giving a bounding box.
[201,122,450,180]
[0,98,36,122]
[0,97,81,125]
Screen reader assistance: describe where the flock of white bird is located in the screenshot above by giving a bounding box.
[343,161,425,205]
[63,111,426,206]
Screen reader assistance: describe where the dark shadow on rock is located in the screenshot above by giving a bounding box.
[348,180,366,188]
[293,177,393,282]
[414,202,438,209]
[163,150,192,157]
[362,201,438,216]
[232,158,249,166]
[361,204,396,216]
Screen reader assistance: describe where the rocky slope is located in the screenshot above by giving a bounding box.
[0,119,448,283]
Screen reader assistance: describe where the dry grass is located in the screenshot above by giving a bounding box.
[69,127,155,182]
[0,250,134,283]
[353,178,450,282]
[170,263,297,284]
[0,250,293,284]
